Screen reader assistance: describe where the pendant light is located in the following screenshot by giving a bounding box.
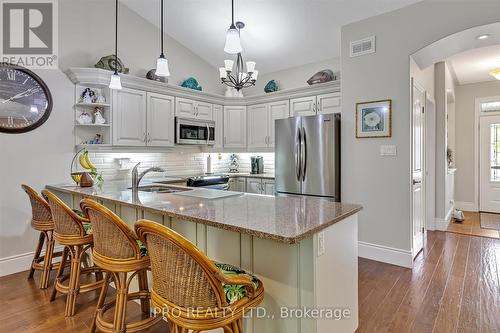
[224,0,242,54]
[109,0,122,90]
[155,0,170,76]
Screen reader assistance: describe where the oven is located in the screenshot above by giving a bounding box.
[175,117,216,145]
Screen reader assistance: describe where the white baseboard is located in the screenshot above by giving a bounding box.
[454,201,477,212]
[358,241,413,268]
[435,206,454,231]
[0,245,64,277]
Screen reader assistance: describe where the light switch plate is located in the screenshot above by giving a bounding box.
[317,231,325,257]
[380,145,397,156]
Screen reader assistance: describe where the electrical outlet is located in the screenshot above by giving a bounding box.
[317,231,325,257]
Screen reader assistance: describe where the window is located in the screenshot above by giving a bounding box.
[481,101,500,113]
[490,123,500,181]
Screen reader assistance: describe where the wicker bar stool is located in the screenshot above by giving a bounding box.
[21,184,63,289]
[135,220,265,333]
[80,198,161,333]
[42,190,104,317]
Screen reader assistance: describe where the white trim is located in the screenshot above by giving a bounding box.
[474,95,500,212]
[455,201,477,212]
[358,241,413,268]
[435,206,454,231]
[0,245,64,277]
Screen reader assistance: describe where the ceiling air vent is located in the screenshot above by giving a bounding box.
[350,36,376,57]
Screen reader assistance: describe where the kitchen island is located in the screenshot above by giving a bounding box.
[47,181,361,333]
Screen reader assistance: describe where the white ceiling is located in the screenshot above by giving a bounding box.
[122,0,421,74]
[447,45,500,85]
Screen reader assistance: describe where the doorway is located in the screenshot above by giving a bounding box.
[477,97,500,213]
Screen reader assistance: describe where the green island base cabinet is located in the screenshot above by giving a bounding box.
[47,183,360,333]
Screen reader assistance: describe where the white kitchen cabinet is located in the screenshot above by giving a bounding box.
[246,178,263,194]
[213,104,224,149]
[223,106,247,148]
[317,93,341,115]
[147,92,175,147]
[247,104,269,149]
[263,179,275,195]
[228,177,246,192]
[268,100,289,147]
[246,178,275,195]
[175,97,212,120]
[247,100,289,149]
[290,96,316,117]
[113,88,147,146]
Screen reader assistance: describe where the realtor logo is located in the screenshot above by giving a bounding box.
[1,0,58,68]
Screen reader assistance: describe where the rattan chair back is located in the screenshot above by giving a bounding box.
[42,190,86,236]
[80,198,141,260]
[22,184,52,223]
[135,220,226,309]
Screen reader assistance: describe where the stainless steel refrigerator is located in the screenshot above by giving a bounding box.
[275,113,340,200]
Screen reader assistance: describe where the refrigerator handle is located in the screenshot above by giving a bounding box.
[301,127,307,181]
[295,129,302,181]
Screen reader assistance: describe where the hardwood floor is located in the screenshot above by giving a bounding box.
[357,230,500,333]
[1,231,498,332]
[447,211,500,239]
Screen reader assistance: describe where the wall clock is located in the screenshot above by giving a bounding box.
[0,63,53,133]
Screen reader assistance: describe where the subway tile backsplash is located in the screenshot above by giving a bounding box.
[86,152,275,181]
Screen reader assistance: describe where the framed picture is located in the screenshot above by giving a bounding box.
[356,99,392,138]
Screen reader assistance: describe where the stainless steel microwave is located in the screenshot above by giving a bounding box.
[175,117,216,145]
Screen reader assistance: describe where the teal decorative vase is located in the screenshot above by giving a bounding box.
[181,77,202,91]
[264,80,278,93]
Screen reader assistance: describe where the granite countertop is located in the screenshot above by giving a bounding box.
[46,181,361,244]
[146,173,276,182]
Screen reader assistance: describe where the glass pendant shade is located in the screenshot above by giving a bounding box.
[155,56,170,76]
[246,61,256,73]
[251,70,259,80]
[109,73,122,90]
[224,59,234,71]
[224,27,242,54]
[219,67,227,79]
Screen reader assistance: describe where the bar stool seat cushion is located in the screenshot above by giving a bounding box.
[213,262,260,305]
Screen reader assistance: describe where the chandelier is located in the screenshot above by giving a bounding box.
[219,0,258,92]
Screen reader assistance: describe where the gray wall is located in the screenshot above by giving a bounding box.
[455,80,500,205]
[341,0,500,256]
[0,0,220,263]
[245,58,340,96]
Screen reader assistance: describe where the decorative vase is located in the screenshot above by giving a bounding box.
[264,80,278,93]
[181,77,202,91]
[79,172,94,187]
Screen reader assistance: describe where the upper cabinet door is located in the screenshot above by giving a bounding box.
[290,96,317,117]
[112,88,147,146]
[317,93,341,115]
[247,104,269,149]
[195,101,213,120]
[146,92,174,147]
[175,97,196,118]
[213,104,224,149]
[268,100,290,147]
[223,106,247,148]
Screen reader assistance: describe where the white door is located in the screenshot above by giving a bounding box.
[146,92,174,147]
[247,104,269,149]
[213,104,224,149]
[223,106,247,148]
[425,95,436,231]
[246,178,262,194]
[112,88,147,146]
[175,97,196,118]
[290,96,316,117]
[317,93,341,115]
[268,100,290,147]
[479,115,500,213]
[263,179,275,195]
[412,81,425,257]
[195,101,213,120]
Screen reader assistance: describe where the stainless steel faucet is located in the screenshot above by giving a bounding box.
[131,162,166,192]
